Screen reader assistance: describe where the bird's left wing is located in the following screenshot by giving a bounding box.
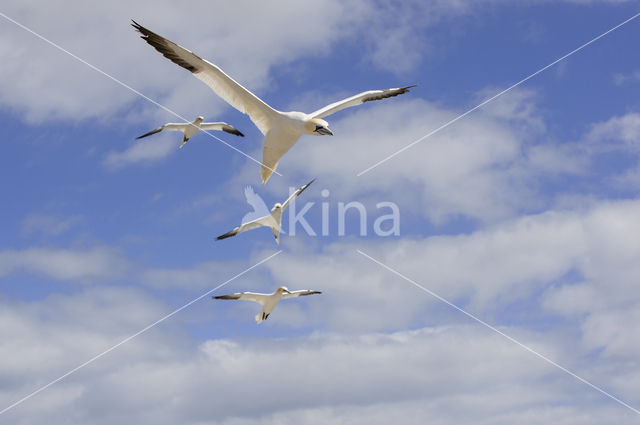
[281,179,315,210]
[199,122,244,137]
[282,290,322,299]
[213,292,268,305]
[309,85,416,119]
[132,21,277,135]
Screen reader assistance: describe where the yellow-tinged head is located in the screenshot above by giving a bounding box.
[305,118,333,136]
[277,286,291,294]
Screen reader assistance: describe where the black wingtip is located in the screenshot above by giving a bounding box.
[131,20,143,32]
[396,84,417,94]
[132,20,149,39]
[216,231,236,240]
[135,127,162,140]
[224,127,245,137]
[299,178,316,194]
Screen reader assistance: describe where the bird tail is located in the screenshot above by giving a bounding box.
[260,162,278,184]
[179,135,189,149]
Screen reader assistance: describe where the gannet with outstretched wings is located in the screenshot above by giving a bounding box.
[217,179,314,244]
[214,286,322,324]
[136,115,243,148]
[132,21,415,183]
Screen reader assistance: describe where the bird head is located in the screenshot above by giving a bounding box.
[277,286,291,294]
[195,116,204,123]
[306,118,333,136]
[271,202,283,212]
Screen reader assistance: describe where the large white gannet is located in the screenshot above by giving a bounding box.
[136,115,244,148]
[214,286,322,324]
[132,21,415,183]
[217,179,314,244]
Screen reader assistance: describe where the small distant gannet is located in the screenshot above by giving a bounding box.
[136,115,244,148]
[217,179,314,244]
[214,286,322,324]
[132,21,415,183]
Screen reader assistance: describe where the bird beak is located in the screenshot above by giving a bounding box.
[282,288,291,294]
[316,127,333,136]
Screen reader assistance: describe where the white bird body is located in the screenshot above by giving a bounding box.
[133,21,414,183]
[136,115,244,148]
[214,286,322,323]
[217,179,314,244]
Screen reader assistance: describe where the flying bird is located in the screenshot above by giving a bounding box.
[136,115,244,148]
[132,21,415,183]
[217,179,314,244]
[214,286,322,324]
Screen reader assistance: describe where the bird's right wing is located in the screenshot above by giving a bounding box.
[199,122,244,137]
[216,215,270,240]
[132,21,277,135]
[136,123,187,139]
[213,292,268,305]
[281,178,315,210]
[309,86,416,119]
[282,290,322,299]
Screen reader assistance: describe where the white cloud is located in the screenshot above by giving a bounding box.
[474,88,546,134]
[614,70,640,85]
[0,286,171,379]
[2,295,631,425]
[0,0,455,125]
[248,199,640,338]
[21,214,83,236]
[103,133,176,169]
[139,257,265,290]
[0,246,130,282]
[2,197,640,422]
[586,112,640,150]
[576,112,640,190]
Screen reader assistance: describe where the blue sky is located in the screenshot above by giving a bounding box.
[2,1,640,423]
